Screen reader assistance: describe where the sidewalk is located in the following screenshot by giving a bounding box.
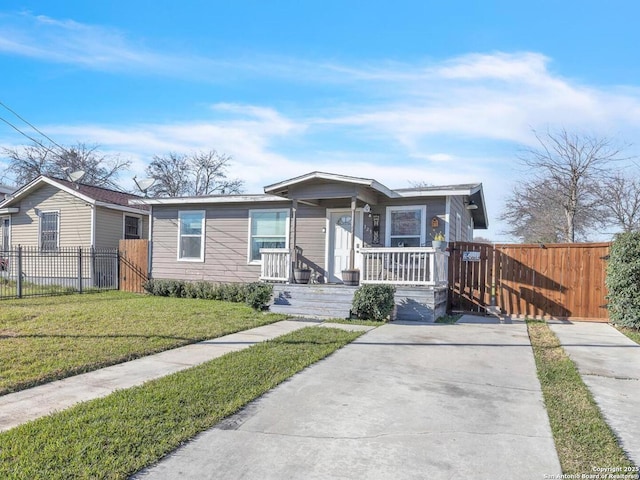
[0,319,372,432]
[550,322,640,466]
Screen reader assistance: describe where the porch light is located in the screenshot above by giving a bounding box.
[363,204,371,214]
[465,201,478,210]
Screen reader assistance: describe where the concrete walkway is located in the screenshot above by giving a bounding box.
[0,319,372,432]
[136,320,561,480]
[550,322,640,466]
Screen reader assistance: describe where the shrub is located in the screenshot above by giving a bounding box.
[143,279,273,311]
[606,232,640,328]
[245,282,273,310]
[351,284,396,322]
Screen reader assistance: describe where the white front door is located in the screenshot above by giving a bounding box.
[327,210,363,283]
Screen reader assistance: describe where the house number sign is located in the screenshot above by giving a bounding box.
[462,251,481,262]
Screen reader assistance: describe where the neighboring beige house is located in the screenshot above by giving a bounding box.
[0,175,149,252]
[135,171,487,285]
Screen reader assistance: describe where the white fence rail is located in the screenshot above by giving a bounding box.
[259,248,290,282]
[360,247,448,286]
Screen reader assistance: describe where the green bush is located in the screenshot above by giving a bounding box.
[245,282,273,310]
[606,232,640,328]
[143,279,273,311]
[351,284,396,321]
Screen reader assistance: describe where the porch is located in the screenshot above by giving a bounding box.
[259,246,449,287]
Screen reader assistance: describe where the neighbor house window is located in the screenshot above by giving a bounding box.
[178,210,205,261]
[248,209,289,263]
[1,217,9,252]
[386,205,426,247]
[40,211,59,251]
[124,215,141,239]
[455,213,462,241]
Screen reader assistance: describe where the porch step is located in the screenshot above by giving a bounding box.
[270,284,357,319]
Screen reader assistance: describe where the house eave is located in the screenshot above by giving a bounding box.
[130,195,289,206]
[94,201,150,215]
[0,207,19,214]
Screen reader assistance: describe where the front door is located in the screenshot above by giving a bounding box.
[327,210,363,283]
[1,218,9,252]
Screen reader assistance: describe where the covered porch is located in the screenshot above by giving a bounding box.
[259,246,449,287]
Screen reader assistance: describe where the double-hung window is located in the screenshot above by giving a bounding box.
[178,210,205,261]
[40,211,59,251]
[124,215,141,239]
[386,205,426,247]
[248,209,289,263]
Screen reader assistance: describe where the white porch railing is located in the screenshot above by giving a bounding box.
[259,248,290,282]
[360,247,449,286]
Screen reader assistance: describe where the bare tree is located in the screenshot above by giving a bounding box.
[501,129,628,242]
[2,142,130,189]
[600,172,640,232]
[146,150,244,197]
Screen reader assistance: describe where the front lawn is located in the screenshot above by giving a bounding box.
[0,291,286,395]
[527,320,634,474]
[0,326,361,480]
[616,326,640,345]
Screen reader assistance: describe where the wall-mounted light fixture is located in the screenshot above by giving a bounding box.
[465,200,478,210]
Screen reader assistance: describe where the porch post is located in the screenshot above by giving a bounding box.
[291,199,297,282]
[349,195,356,270]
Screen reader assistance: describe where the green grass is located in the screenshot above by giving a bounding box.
[322,318,384,327]
[0,291,286,395]
[0,326,361,480]
[526,320,634,474]
[435,314,462,324]
[616,326,640,345]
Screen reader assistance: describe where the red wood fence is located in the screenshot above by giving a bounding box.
[448,242,611,322]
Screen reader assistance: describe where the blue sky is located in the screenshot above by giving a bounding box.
[1,1,640,240]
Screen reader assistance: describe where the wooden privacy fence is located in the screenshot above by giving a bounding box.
[119,239,149,293]
[448,242,611,321]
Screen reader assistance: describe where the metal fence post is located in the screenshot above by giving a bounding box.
[16,245,22,298]
[77,247,83,293]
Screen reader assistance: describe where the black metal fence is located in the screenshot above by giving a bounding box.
[0,246,119,299]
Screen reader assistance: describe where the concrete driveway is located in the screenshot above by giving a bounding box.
[136,321,561,479]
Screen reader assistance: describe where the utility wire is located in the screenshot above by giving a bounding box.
[0,115,68,162]
[0,100,67,153]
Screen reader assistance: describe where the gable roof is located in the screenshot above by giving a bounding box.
[0,176,148,214]
[263,171,399,199]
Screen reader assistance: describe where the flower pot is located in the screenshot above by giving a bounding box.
[342,269,360,286]
[293,268,311,284]
[432,240,444,250]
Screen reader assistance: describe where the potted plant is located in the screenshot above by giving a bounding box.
[293,267,312,284]
[432,232,446,250]
[341,269,360,286]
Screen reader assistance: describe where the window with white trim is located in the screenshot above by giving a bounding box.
[178,211,205,261]
[1,217,10,251]
[386,205,426,247]
[455,213,462,241]
[248,209,289,263]
[40,211,59,251]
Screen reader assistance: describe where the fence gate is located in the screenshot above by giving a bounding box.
[448,242,611,322]
[119,239,149,293]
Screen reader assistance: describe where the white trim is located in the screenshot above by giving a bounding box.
[385,205,427,247]
[445,197,451,242]
[177,210,206,262]
[247,208,290,265]
[325,208,365,283]
[94,201,148,215]
[455,212,462,242]
[38,209,60,251]
[264,171,399,199]
[122,212,143,240]
[0,207,19,214]
[131,194,287,206]
[395,185,482,198]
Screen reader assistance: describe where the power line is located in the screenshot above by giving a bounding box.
[0,100,67,152]
[0,115,68,162]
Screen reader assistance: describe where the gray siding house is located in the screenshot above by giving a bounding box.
[136,172,487,288]
[0,176,149,252]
